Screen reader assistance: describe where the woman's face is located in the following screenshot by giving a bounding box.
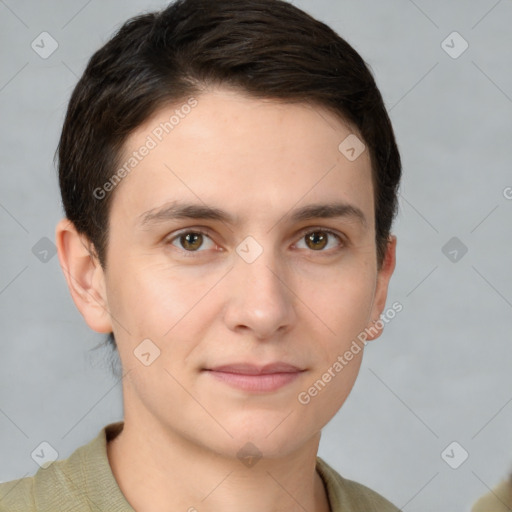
[87,87,395,460]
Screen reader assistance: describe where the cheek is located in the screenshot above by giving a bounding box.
[299,263,376,342]
[295,272,373,422]
[107,257,213,335]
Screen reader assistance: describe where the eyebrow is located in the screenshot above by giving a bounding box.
[137,200,367,229]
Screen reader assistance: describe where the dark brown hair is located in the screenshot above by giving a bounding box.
[56,0,402,355]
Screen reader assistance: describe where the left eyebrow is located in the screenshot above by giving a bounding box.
[288,202,367,229]
[137,200,367,230]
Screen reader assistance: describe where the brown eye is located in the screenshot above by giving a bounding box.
[305,231,328,250]
[180,232,203,251]
[295,229,343,253]
[168,230,215,253]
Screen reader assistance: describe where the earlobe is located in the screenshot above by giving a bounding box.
[55,218,113,333]
[365,235,397,342]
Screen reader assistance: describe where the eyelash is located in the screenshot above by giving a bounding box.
[165,227,346,257]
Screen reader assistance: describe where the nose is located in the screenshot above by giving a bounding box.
[222,243,296,340]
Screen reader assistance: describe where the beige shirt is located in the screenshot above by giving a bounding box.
[471,478,512,512]
[0,421,400,512]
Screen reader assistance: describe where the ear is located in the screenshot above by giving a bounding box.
[55,218,113,333]
[365,235,397,341]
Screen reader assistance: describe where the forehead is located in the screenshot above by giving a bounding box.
[110,88,374,229]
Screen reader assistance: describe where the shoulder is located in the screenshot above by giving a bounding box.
[0,451,87,512]
[316,456,401,512]
[0,476,36,512]
[471,478,512,512]
[0,422,124,512]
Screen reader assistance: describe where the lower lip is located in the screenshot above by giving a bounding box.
[204,370,303,392]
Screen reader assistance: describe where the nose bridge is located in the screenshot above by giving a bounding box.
[223,233,295,336]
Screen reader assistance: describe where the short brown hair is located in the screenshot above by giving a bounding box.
[57,0,402,353]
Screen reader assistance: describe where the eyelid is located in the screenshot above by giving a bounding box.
[295,225,346,243]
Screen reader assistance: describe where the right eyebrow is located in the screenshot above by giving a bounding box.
[137,202,237,228]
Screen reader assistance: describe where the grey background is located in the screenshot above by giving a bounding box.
[1,0,511,511]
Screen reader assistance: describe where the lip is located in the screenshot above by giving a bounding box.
[205,362,304,375]
[203,362,305,393]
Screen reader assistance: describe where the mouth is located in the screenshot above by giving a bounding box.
[202,362,306,392]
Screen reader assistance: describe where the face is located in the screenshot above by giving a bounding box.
[62,87,396,461]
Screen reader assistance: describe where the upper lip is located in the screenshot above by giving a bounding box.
[205,362,304,375]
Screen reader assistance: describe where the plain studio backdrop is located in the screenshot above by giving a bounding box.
[0,1,511,511]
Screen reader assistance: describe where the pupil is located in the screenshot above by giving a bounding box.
[182,233,202,250]
[308,232,327,250]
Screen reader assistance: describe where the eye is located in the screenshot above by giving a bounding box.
[165,227,345,256]
[167,229,216,253]
[294,229,344,252]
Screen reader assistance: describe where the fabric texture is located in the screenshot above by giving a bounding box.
[0,421,400,511]
[471,478,512,512]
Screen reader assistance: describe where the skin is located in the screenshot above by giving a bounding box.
[56,87,396,512]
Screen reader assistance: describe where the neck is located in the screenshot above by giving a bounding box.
[107,414,331,512]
